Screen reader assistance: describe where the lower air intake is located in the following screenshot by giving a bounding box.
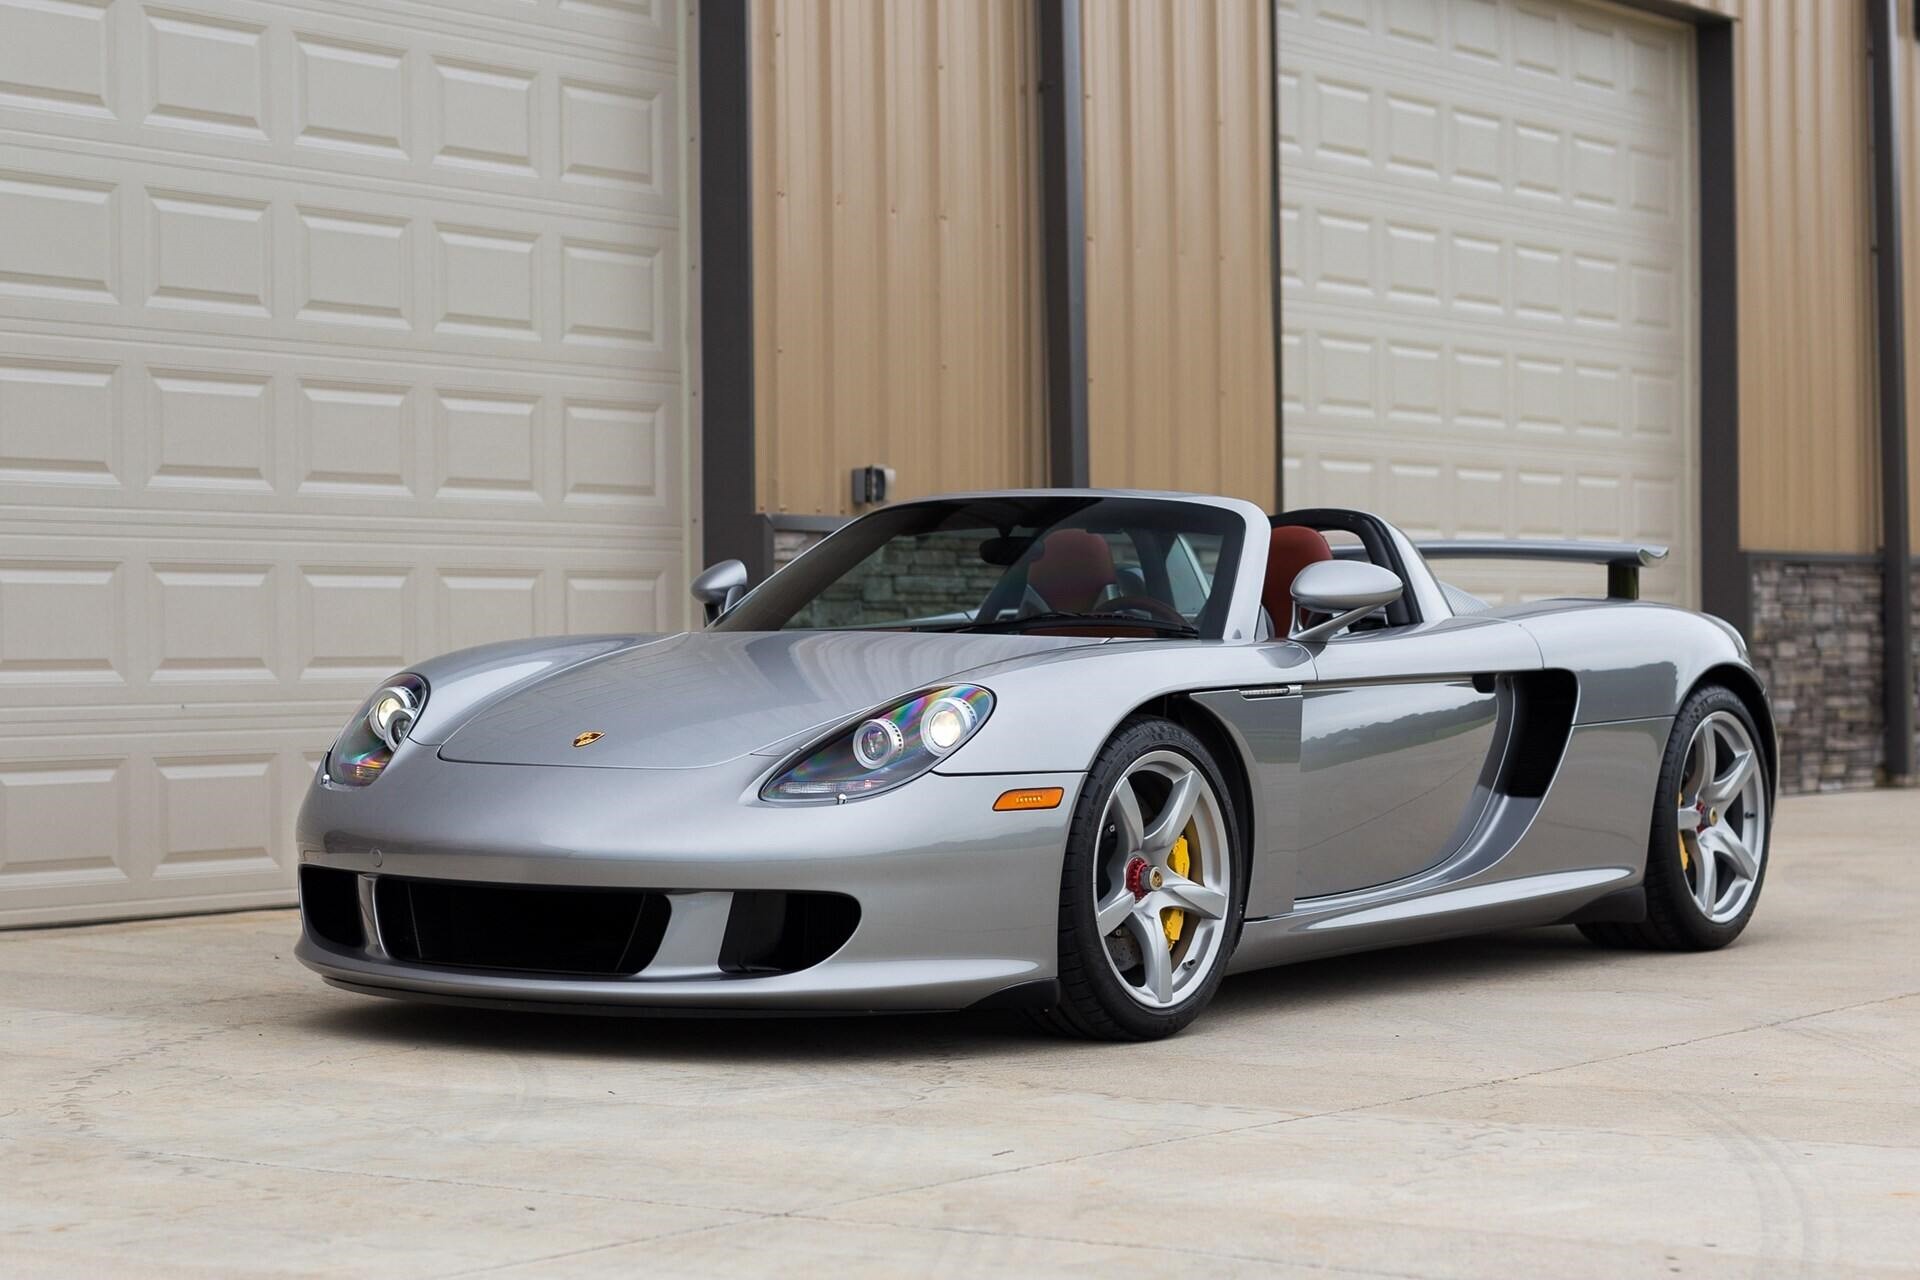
[719,891,861,975]
[299,865,364,951]
[374,877,670,977]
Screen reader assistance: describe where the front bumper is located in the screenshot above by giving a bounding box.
[295,749,1082,1013]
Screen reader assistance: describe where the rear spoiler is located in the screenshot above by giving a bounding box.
[1413,540,1669,601]
[1333,539,1668,599]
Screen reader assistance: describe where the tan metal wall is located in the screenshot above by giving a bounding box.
[747,0,1892,547]
[750,0,1043,516]
[1080,0,1276,509]
[1727,0,1879,553]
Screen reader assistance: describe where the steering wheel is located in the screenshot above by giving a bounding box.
[1101,595,1190,627]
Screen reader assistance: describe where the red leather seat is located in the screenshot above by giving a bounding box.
[1028,530,1116,613]
[1262,524,1331,631]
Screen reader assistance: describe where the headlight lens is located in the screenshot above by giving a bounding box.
[327,673,428,787]
[763,684,994,802]
[921,696,978,754]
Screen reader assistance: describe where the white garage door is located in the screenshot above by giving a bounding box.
[0,0,688,925]
[1278,0,1696,606]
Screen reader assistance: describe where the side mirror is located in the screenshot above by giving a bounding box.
[691,559,749,623]
[1289,560,1402,643]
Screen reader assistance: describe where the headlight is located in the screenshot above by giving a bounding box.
[327,673,428,787]
[763,684,994,803]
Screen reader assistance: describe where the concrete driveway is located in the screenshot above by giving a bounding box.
[4,790,1917,1279]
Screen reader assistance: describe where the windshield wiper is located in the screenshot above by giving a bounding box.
[930,610,1199,637]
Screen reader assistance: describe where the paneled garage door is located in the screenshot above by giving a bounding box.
[1278,0,1696,606]
[0,0,687,925]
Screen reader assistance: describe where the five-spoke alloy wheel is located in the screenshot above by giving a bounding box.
[1583,683,1772,951]
[1092,750,1234,1009]
[1673,709,1768,924]
[1033,716,1246,1040]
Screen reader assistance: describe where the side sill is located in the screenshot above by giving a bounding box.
[1553,885,1647,926]
[967,978,1064,1011]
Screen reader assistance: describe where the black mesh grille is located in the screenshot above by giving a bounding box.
[373,877,670,977]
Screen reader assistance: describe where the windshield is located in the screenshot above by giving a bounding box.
[714,496,1244,639]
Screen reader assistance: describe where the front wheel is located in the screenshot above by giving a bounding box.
[1031,716,1247,1040]
[1582,683,1772,951]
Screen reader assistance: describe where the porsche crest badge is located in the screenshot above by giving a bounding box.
[572,731,604,748]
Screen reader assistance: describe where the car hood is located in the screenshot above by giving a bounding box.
[435,629,1104,769]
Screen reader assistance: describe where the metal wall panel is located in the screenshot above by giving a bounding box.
[1730,0,1878,553]
[1902,0,1920,548]
[0,0,687,925]
[750,0,1043,516]
[1080,0,1277,510]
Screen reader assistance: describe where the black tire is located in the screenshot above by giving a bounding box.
[1028,715,1248,1041]
[1581,683,1772,951]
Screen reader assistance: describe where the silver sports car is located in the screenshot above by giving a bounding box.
[296,491,1775,1039]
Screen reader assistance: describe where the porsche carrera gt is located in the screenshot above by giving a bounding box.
[295,491,1774,1039]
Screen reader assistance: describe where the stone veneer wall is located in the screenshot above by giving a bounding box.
[772,527,827,567]
[1747,557,1884,792]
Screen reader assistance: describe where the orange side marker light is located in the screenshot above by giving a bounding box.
[994,787,1065,812]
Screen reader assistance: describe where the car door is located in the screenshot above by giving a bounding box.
[1293,614,1542,899]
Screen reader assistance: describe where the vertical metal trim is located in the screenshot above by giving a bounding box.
[642,891,736,978]
[699,0,766,580]
[1037,0,1090,487]
[1269,0,1285,510]
[1695,19,1748,642]
[355,873,387,960]
[1868,0,1916,781]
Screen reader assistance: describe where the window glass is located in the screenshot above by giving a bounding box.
[784,529,1005,630]
[1166,533,1220,616]
[715,496,1245,639]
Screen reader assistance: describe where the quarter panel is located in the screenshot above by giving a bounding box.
[1508,601,1752,722]
[1508,717,1672,881]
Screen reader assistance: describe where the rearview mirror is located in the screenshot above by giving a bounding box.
[691,559,749,623]
[1289,560,1402,643]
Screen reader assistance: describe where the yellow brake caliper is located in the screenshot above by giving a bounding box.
[1678,790,1690,871]
[1163,834,1192,944]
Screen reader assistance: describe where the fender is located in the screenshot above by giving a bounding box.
[938,639,1314,775]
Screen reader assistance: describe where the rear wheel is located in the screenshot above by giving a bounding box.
[1582,684,1771,951]
[1030,717,1246,1040]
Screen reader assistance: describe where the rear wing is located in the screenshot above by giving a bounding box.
[1413,540,1669,601]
